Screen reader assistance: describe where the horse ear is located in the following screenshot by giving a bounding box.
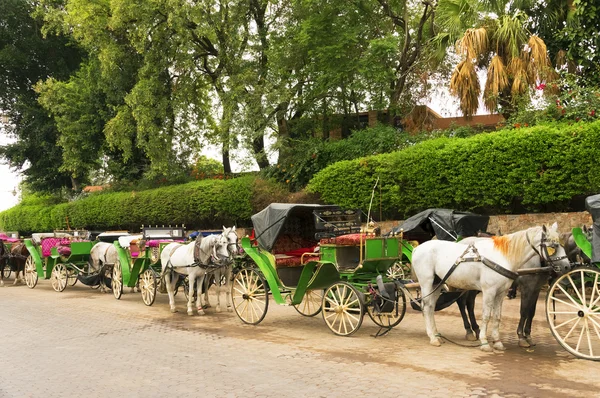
[232,226,236,232]
[542,225,547,234]
[551,222,558,232]
[223,226,226,231]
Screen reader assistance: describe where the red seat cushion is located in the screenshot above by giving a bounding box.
[275,256,303,267]
[320,233,367,246]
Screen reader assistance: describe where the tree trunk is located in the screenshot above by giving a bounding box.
[251,135,269,170]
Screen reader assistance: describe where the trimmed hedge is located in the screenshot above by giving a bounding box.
[307,121,600,218]
[0,176,287,234]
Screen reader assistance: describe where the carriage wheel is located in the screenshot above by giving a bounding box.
[24,256,38,289]
[322,282,364,336]
[294,289,324,317]
[546,267,600,361]
[112,260,123,300]
[232,268,269,325]
[386,261,406,280]
[67,268,78,286]
[367,288,407,329]
[1,262,11,280]
[140,269,157,306]
[51,263,68,292]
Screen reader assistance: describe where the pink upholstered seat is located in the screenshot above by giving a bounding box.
[320,233,367,246]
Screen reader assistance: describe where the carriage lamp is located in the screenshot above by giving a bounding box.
[11,188,16,197]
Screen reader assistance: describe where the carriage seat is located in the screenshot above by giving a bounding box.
[274,247,319,267]
[41,238,72,257]
[0,234,20,243]
[319,233,368,246]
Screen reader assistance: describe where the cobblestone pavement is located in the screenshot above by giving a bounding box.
[0,280,599,398]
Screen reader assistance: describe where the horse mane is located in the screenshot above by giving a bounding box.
[492,226,542,265]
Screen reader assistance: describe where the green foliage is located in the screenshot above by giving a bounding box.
[307,121,600,218]
[265,124,483,190]
[0,176,286,235]
[190,156,224,180]
[509,74,600,126]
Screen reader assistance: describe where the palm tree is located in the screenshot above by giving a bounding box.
[446,4,556,118]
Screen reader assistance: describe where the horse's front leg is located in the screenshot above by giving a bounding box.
[203,274,211,309]
[479,290,495,352]
[489,291,506,351]
[225,267,233,312]
[187,273,199,316]
[215,271,223,312]
[196,272,206,315]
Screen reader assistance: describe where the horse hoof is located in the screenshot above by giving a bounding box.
[187,310,194,316]
[170,308,178,313]
[466,333,478,341]
[430,338,442,347]
[197,309,206,316]
[0,281,4,287]
[480,344,493,352]
[525,337,536,347]
[216,307,222,313]
[227,307,233,312]
[518,338,530,348]
[493,341,506,351]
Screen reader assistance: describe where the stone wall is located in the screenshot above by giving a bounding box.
[231,211,592,238]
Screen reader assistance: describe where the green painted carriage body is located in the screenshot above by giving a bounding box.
[24,239,94,279]
[113,241,172,288]
[241,235,409,306]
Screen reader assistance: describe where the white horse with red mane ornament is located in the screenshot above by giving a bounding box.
[411,223,570,351]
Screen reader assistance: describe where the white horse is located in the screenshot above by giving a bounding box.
[411,223,570,352]
[160,233,230,315]
[201,227,239,312]
[89,242,118,293]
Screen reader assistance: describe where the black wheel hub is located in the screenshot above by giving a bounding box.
[578,310,585,318]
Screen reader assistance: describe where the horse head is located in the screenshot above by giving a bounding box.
[212,233,231,265]
[222,226,239,258]
[537,223,571,274]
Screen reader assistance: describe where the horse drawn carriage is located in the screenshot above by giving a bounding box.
[22,230,95,291]
[546,194,600,361]
[111,226,186,305]
[233,203,412,336]
[0,231,21,281]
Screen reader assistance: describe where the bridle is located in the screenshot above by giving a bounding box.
[223,229,239,258]
[526,230,569,273]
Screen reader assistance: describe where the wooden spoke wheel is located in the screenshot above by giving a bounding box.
[112,260,123,300]
[367,288,407,328]
[232,268,269,325]
[67,267,78,286]
[24,256,38,289]
[322,282,364,336]
[1,262,11,280]
[140,269,157,306]
[51,263,68,292]
[547,267,600,361]
[294,289,324,317]
[386,261,407,280]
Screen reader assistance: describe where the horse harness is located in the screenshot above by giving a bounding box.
[431,231,567,295]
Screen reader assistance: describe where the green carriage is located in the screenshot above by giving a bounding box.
[546,194,600,360]
[111,226,186,306]
[232,204,413,336]
[0,231,21,280]
[22,230,94,292]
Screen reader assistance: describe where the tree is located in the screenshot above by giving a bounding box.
[448,6,555,118]
[0,0,83,192]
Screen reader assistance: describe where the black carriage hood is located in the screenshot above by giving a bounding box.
[251,203,338,251]
[585,195,600,262]
[389,208,489,242]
